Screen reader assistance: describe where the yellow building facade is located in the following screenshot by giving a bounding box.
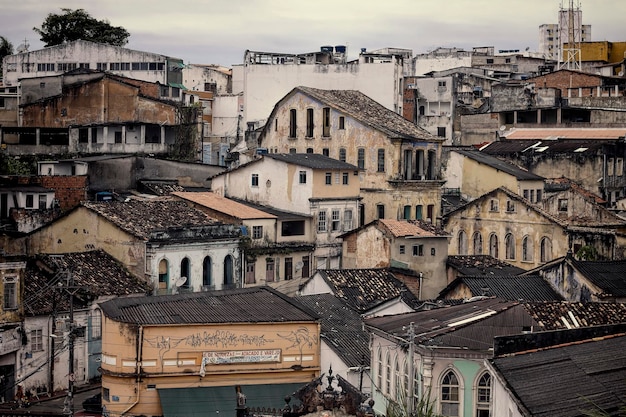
[99,288,321,417]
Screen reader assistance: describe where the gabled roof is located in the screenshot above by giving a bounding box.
[172,191,276,220]
[446,255,525,276]
[453,149,545,181]
[267,86,437,142]
[81,198,217,239]
[365,298,525,351]
[99,286,318,325]
[570,259,626,297]
[313,269,420,313]
[438,275,563,302]
[443,186,565,228]
[545,177,606,204]
[296,294,370,368]
[25,250,150,316]
[490,331,626,417]
[264,153,359,170]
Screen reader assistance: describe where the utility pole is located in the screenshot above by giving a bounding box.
[57,267,78,417]
[406,322,415,415]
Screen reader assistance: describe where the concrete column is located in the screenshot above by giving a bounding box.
[140,125,146,145]
[537,109,542,124]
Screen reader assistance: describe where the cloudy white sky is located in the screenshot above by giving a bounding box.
[2,0,624,67]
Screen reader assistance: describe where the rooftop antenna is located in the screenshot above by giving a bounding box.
[558,0,582,70]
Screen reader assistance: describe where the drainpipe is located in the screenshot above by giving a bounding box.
[120,325,143,416]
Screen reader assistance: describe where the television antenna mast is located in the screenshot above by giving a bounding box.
[558,0,582,70]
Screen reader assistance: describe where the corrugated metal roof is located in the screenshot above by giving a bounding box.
[571,259,626,297]
[99,287,318,325]
[265,153,359,170]
[296,294,370,368]
[522,301,626,330]
[490,333,626,417]
[439,275,563,302]
[172,191,277,220]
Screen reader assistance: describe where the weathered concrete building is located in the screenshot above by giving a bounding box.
[340,219,450,299]
[257,86,444,226]
[2,40,185,96]
[233,46,409,128]
[21,198,244,294]
[99,288,320,417]
[443,187,623,270]
[211,153,360,270]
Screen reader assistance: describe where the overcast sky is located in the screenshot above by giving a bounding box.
[2,0,624,67]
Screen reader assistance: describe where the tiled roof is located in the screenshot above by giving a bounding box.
[296,294,370,368]
[264,153,359,170]
[490,332,626,417]
[454,149,545,180]
[99,286,318,325]
[228,197,311,220]
[294,87,437,141]
[545,177,606,204]
[571,259,626,297]
[522,301,626,330]
[502,127,626,140]
[24,250,151,316]
[378,219,449,238]
[172,191,276,220]
[316,269,420,313]
[365,298,524,351]
[446,255,525,276]
[82,198,217,239]
[439,275,563,302]
[138,180,185,196]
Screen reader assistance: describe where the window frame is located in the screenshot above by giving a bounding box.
[251,173,259,187]
[252,225,263,239]
[317,210,327,232]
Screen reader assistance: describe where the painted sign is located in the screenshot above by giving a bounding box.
[203,349,281,364]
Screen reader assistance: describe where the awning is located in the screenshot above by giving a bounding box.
[158,382,303,417]
[168,82,187,90]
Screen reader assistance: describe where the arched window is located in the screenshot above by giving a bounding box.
[224,255,234,287]
[540,237,553,263]
[403,360,410,402]
[473,232,483,255]
[457,230,468,255]
[377,347,383,390]
[180,257,190,289]
[476,372,491,417]
[522,235,534,262]
[441,370,460,416]
[158,259,169,291]
[202,256,212,288]
[385,351,392,395]
[505,233,516,260]
[394,357,402,400]
[489,233,499,258]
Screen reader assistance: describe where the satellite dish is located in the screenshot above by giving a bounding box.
[619,71,625,77]
[175,276,187,287]
[295,261,304,271]
[499,125,506,131]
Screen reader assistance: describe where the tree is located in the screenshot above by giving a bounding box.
[33,8,130,47]
[0,36,14,74]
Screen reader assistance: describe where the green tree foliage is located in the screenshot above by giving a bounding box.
[386,386,442,417]
[0,36,14,74]
[33,8,130,47]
